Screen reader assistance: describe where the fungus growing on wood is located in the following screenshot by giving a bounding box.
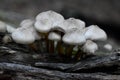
[12,19,41,51]
[104,44,112,51]
[34,10,64,52]
[0,21,6,33]
[2,11,110,61]
[58,18,85,33]
[85,25,107,41]
[82,40,98,55]
[48,32,61,53]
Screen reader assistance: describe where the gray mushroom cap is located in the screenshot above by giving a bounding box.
[104,43,112,51]
[58,18,85,33]
[0,21,7,32]
[82,40,98,54]
[12,20,41,44]
[20,19,34,28]
[48,32,61,41]
[62,29,86,45]
[12,27,36,44]
[6,25,16,33]
[85,25,107,41]
[34,10,64,33]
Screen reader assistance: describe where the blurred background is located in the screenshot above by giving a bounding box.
[0,0,120,48]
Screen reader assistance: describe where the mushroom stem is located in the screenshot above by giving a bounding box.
[50,29,65,55]
[29,43,38,51]
[35,40,42,53]
[39,32,49,53]
[49,40,54,53]
[74,48,85,60]
[56,41,64,56]
[65,45,74,57]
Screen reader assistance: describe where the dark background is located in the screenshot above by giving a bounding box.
[0,0,119,46]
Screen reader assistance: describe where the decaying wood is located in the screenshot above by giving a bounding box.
[67,52,120,73]
[0,37,120,80]
[35,62,73,71]
[0,62,120,80]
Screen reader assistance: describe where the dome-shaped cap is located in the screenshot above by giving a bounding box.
[35,10,64,33]
[104,43,112,51]
[20,19,34,28]
[12,22,41,44]
[62,29,86,45]
[0,21,7,32]
[58,18,85,33]
[12,27,35,44]
[82,40,98,54]
[36,10,64,26]
[48,32,61,41]
[6,25,16,33]
[85,25,107,41]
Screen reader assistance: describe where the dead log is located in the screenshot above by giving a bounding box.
[0,37,120,79]
[67,52,120,73]
[0,62,120,80]
[35,62,73,71]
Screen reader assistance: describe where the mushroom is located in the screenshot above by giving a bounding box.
[34,10,64,52]
[85,25,107,41]
[12,19,41,51]
[48,32,61,53]
[6,24,16,33]
[104,43,112,51]
[58,18,85,33]
[62,29,86,58]
[54,18,86,56]
[2,34,12,44]
[82,40,98,55]
[0,21,6,33]
[20,19,34,27]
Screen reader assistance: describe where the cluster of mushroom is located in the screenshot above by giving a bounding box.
[0,10,109,60]
[0,21,16,43]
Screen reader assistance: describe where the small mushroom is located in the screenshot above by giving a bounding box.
[12,19,40,51]
[20,19,34,27]
[35,10,64,33]
[12,27,36,44]
[85,25,107,41]
[6,24,16,33]
[2,34,12,44]
[82,40,98,55]
[48,32,61,53]
[0,21,7,33]
[62,29,86,58]
[34,10,64,52]
[58,18,85,33]
[104,43,112,51]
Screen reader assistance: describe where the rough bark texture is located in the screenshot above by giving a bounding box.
[0,37,120,80]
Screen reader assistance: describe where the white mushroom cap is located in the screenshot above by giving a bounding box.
[62,29,86,45]
[34,19,52,33]
[12,20,41,44]
[12,27,36,44]
[6,25,16,33]
[48,32,61,41]
[82,40,98,54]
[0,21,7,32]
[20,19,34,28]
[35,10,64,33]
[58,18,85,33]
[2,35,12,44]
[85,25,107,41]
[20,19,41,40]
[104,44,112,51]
